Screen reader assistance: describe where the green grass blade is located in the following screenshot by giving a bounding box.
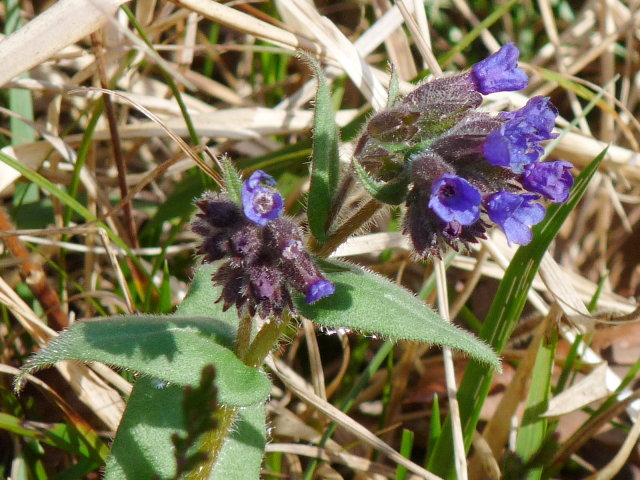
[427,394,442,461]
[5,0,35,146]
[437,0,520,69]
[515,329,557,479]
[396,429,415,480]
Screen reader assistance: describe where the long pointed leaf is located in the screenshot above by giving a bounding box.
[295,259,500,370]
[305,56,340,242]
[19,316,269,407]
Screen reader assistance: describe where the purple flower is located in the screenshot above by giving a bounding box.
[266,219,336,305]
[470,43,528,94]
[483,96,558,173]
[306,279,336,304]
[428,174,481,225]
[193,186,335,318]
[520,160,573,203]
[486,192,545,245]
[241,170,284,226]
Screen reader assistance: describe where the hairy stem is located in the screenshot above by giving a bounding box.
[243,312,291,367]
[312,198,382,258]
[235,315,253,361]
[185,405,238,480]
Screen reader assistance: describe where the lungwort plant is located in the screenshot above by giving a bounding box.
[17,44,575,479]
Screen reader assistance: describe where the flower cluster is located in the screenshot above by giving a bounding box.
[191,171,335,318]
[353,43,573,256]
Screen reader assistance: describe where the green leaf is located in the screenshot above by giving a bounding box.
[295,259,500,370]
[352,157,409,205]
[175,262,241,331]
[103,263,266,479]
[387,64,400,107]
[211,404,266,480]
[19,316,269,407]
[427,148,607,476]
[105,377,185,479]
[105,377,266,480]
[221,156,244,205]
[305,55,340,242]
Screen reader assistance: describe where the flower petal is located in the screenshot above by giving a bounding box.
[487,191,545,245]
[520,160,573,203]
[483,96,558,173]
[306,279,336,304]
[428,174,481,225]
[471,43,528,94]
[241,170,284,225]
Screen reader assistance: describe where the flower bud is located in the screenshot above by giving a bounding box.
[470,43,528,94]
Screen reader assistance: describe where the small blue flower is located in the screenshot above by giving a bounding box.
[471,43,528,94]
[241,170,284,225]
[306,279,336,304]
[429,174,481,225]
[486,192,545,245]
[520,160,573,203]
[483,96,558,173]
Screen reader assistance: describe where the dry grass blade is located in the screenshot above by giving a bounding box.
[70,88,215,165]
[434,257,467,480]
[266,356,442,480]
[543,364,610,417]
[0,0,128,87]
[585,407,640,480]
[0,277,124,429]
[170,0,326,56]
[550,390,640,471]
[265,443,397,477]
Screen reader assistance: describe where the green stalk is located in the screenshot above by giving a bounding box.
[184,405,238,480]
[185,314,290,478]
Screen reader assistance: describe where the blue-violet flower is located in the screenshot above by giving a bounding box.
[351,43,572,256]
[470,43,528,94]
[483,96,558,173]
[487,192,546,245]
[306,279,336,304]
[428,174,481,225]
[520,160,573,203]
[241,170,284,225]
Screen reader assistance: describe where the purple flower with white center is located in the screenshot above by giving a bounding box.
[483,96,558,173]
[470,43,528,94]
[486,192,546,245]
[520,160,573,203]
[241,170,284,226]
[428,174,481,225]
[306,279,336,304]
